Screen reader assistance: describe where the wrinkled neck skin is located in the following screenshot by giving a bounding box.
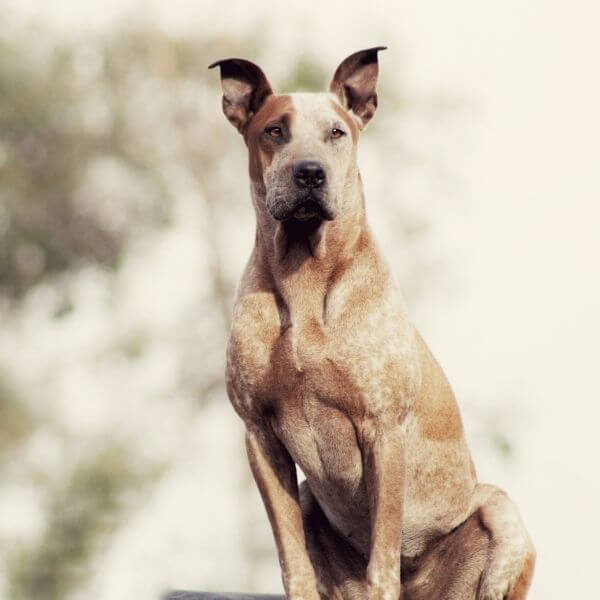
[249,169,377,330]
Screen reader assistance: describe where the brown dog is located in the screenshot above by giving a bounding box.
[211,48,535,600]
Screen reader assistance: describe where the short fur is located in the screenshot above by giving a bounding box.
[211,48,535,600]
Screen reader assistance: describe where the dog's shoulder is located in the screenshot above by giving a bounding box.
[226,257,281,400]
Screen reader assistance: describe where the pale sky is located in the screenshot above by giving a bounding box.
[5,1,600,597]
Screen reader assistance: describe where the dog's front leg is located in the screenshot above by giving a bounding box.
[245,425,320,600]
[360,414,405,600]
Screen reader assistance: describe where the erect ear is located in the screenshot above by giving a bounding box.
[329,46,387,130]
[208,58,273,134]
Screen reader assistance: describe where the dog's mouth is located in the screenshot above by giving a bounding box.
[268,191,336,223]
[288,197,335,222]
[293,202,319,221]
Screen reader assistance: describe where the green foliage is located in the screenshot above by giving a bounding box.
[0,23,264,301]
[492,432,513,459]
[0,29,173,299]
[0,36,118,297]
[0,370,35,458]
[7,444,157,600]
[280,55,326,92]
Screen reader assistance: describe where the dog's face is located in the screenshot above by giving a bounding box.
[245,92,358,222]
[210,48,385,223]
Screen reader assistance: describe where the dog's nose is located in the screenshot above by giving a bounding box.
[293,161,326,189]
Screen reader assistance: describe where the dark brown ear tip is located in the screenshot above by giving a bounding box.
[334,46,387,73]
[207,58,272,90]
[354,46,387,54]
[208,58,242,70]
[362,46,387,59]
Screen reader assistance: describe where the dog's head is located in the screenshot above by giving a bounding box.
[210,48,385,223]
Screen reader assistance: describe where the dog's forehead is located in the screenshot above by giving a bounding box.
[289,93,357,139]
[289,93,339,122]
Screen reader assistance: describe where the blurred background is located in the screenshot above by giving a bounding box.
[1,1,598,598]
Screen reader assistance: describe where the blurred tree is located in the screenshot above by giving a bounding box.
[279,54,327,92]
[7,444,157,600]
[0,19,269,598]
[0,370,35,460]
[0,31,169,300]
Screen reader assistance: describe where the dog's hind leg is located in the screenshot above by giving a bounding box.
[402,484,534,600]
[474,484,535,600]
[299,482,368,600]
[402,508,491,600]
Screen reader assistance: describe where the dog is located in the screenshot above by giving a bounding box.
[210,47,535,600]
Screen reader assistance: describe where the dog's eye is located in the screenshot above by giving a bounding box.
[331,128,346,139]
[265,126,283,138]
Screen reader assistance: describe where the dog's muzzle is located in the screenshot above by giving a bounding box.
[268,160,336,222]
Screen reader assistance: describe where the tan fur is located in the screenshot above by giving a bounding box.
[213,48,534,600]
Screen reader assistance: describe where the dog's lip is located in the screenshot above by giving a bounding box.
[269,195,335,222]
[289,197,335,222]
[293,204,318,220]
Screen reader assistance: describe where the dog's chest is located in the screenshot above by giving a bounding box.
[229,291,413,487]
[267,325,370,509]
[231,294,410,414]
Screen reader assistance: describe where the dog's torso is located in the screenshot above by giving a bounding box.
[227,227,477,560]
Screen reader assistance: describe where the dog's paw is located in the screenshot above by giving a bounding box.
[478,581,511,600]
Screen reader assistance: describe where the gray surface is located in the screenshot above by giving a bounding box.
[164,592,285,600]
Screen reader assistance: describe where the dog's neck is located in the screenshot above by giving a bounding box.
[250,176,374,329]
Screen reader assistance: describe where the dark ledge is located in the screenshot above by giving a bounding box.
[164,592,285,600]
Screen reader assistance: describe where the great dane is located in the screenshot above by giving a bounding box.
[210,47,535,600]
